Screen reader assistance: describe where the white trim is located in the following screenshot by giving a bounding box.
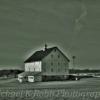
[25,61,42,72]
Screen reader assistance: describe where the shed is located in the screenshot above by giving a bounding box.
[18,72,42,82]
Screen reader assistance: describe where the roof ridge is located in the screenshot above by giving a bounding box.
[24,46,70,63]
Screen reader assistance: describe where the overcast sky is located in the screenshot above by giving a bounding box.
[0,0,100,69]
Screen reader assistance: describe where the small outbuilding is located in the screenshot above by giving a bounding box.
[18,72,42,83]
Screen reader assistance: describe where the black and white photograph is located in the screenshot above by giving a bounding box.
[0,0,100,100]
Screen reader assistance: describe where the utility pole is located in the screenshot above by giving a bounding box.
[72,56,76,69]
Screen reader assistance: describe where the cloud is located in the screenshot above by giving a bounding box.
[68,2,87,52]
[75,3,87,32]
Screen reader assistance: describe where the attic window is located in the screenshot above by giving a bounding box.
[58,55,60,58]
[54,49,56,52]
[51,54,53,58]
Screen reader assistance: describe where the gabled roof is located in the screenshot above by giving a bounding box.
[24,47,56,63]
[24,46,70,63]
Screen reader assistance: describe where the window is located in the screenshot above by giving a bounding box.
[44,62,46,66]
[58,55,60,58]
[58,62,60,66]
[51,54,53,58]
[54,49,56,52]
[28,67,30,71]
[58,68,60,72]
[51,62,53,66]
[34,68,35,71]
[64,63,66,66]
[51,68,53,72]
[29,76,34,79]
[44,68,46,72]
[65,68,67,72]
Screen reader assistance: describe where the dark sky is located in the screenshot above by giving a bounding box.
[0,0,100,69]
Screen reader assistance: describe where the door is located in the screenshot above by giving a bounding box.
[28,76,34,82]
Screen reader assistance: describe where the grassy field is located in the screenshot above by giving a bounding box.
[0,78,100,100]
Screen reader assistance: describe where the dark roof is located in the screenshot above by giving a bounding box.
[24,47,70,63]
[24,47,56,63]
[18,72,41,77]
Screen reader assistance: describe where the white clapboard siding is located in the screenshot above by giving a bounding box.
[25,61,42,72]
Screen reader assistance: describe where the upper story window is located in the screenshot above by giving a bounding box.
[51,54,53,58]
[58,55,60,58]
[44,68,46,72]
[65,68,67,72]
[64,63,66,66]
[54,48,57,52]
[58,62,60,66]
[51,62,53,66]
[28,67,30,71]
[33,68,35,71]
[44,62,46,66]
[51,68,53,72]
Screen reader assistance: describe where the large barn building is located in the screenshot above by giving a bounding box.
[18,45,70,82]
